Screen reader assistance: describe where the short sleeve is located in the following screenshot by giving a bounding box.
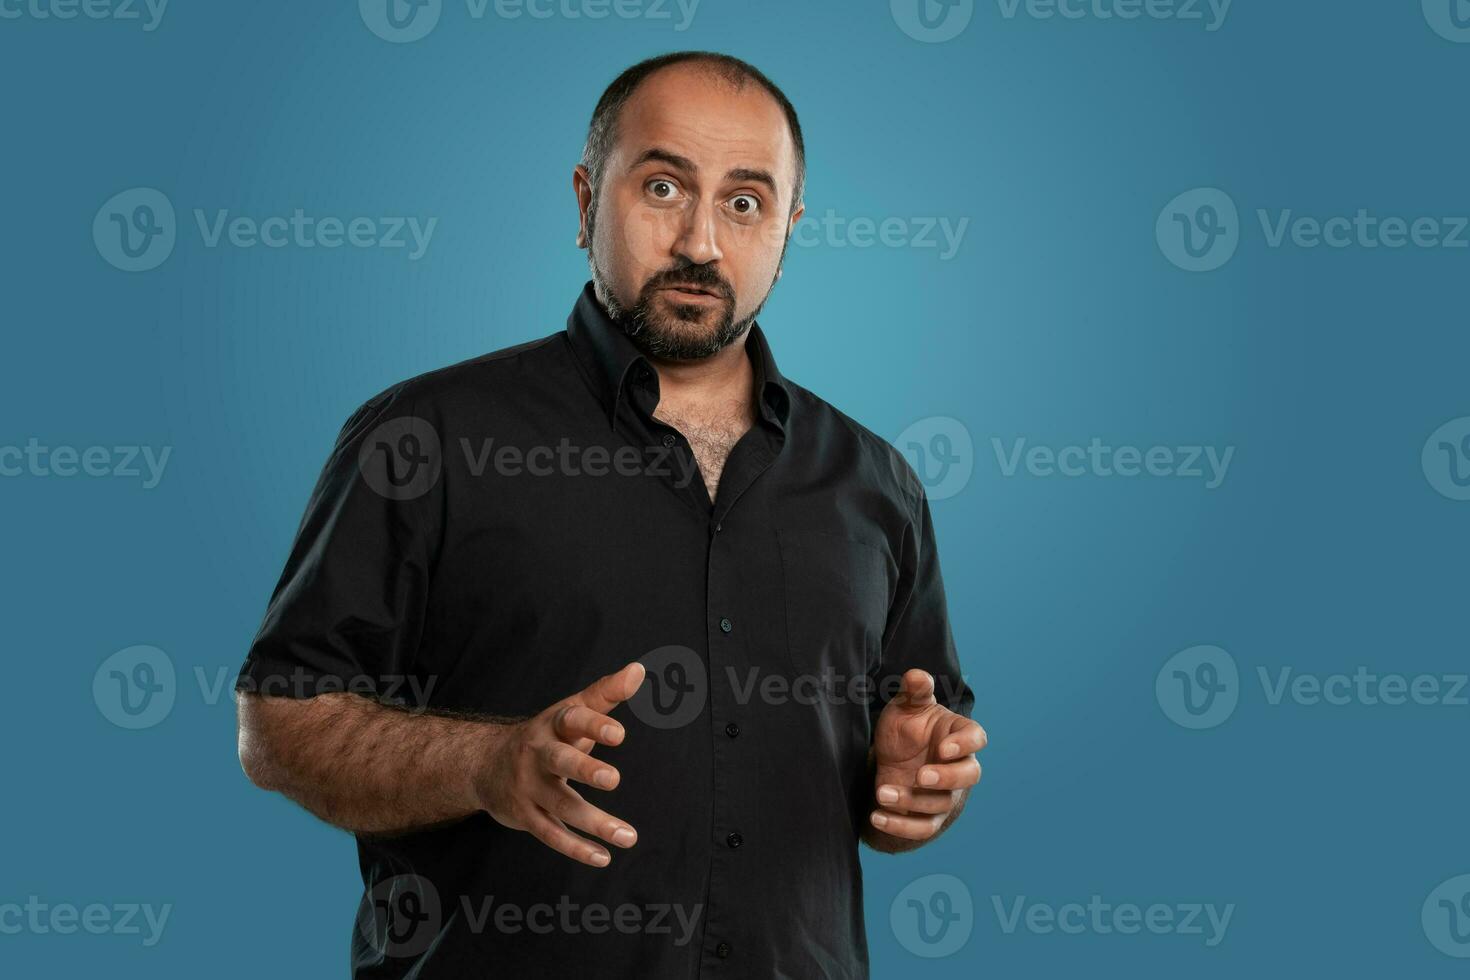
[236,387,443,704]
[870,483,974,729]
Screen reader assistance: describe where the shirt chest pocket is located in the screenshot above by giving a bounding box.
[776,528,895,689]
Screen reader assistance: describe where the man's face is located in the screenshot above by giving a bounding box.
[576,65,804,361]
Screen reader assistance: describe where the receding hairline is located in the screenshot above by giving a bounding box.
[581,52,806,214]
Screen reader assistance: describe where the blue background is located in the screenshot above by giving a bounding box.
[3,0,1468,975]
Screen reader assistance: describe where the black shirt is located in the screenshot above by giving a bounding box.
[238,281,973,979]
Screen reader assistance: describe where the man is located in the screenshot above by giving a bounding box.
[236,51,984,978]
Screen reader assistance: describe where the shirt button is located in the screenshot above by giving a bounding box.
[719,617,733,634]
[661,433,676,447]
[715,942,731,958]
[726,832,743,849]
[725,721,740,738]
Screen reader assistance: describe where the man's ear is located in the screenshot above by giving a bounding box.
[573,165,594,249]
[776,202,805,282]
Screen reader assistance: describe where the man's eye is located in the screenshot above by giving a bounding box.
[648,180,678,199]
[728,195,760,216]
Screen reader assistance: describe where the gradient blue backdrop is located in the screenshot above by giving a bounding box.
[3,0,1468,976]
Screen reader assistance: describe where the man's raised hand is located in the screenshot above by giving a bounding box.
[869,668,986,842]
[474,660,646,867]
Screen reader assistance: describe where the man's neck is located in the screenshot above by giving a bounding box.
[645,329,757,422]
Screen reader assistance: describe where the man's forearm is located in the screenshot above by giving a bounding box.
[237,691,522,836]
[859,745,971,853]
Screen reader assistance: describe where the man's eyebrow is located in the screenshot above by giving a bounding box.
[627,148,697,174]
[725,167,778,197]
[627,148,781,197]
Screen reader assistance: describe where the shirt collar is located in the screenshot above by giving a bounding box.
[565,280,791,430]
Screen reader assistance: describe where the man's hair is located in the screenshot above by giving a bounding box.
[580,51,806,216]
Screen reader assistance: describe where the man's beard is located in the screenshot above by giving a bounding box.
[587,211,782,362]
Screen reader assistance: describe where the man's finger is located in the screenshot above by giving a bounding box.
[874,784,955,815]
[915,757,981,791]
[554,703,626,747]
[894,668,936,710]
[539,782,638,850]
[936,718,987,759]
[523,807,613,868]
[540,739,620,790]
[574,661,647,715]
[869,809,944,841]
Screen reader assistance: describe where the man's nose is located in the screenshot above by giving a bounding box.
[672,197,724,267]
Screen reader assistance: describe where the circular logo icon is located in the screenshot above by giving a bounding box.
[1156,645,1238,730]
[627,645,707,731]
[1156,187,1239,272]
[360,0,441,42]
[891,0,974,42]
[1424,874,1470,957]
[890,873,974,958]
[1423,0,1470,43]
[93,645,176,730]
[357,874,442,958]
[895,416,974,501]
[93,188,176,273]
[1422,416,1470,501]
[358,416,443,501]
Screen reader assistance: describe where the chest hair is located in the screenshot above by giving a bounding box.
[653,401,756,502]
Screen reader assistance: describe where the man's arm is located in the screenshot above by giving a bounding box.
[235,662,648,867]
[236,691,515,835]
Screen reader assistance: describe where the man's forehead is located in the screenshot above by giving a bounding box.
[612,66,794,177]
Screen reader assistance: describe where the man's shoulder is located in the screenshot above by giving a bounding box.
[784,379,926,506]
[344,329,572,422]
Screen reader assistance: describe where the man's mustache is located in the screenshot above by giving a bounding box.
[642,268,733,300]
